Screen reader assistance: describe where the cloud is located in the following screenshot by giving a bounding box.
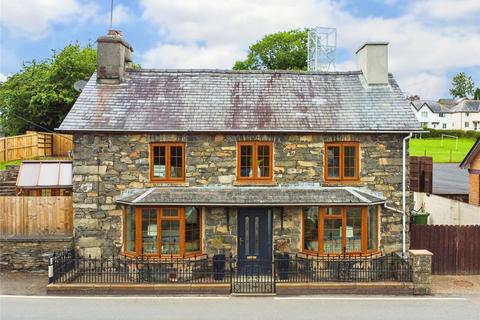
[0,0,97,39]
[409,0,480,20]
[143,44,244,69]
[0,72,6,82]
[137,0,480,98]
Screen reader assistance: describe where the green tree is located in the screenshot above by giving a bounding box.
[233,29,308,70]
[449,72,475,98]
[0,43,96,136]
[474,88,480,100]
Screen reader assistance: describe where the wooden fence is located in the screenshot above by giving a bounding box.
[0,131,73,162]
[0,196,73,236]
[410,156,432,194]
[411,224,480,275]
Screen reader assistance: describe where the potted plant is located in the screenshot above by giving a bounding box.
[210,236,226,280]
[276,239,289,280]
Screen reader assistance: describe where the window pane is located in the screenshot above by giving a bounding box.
[126,206,136,252]
[303,207,319,252]
[343,146,357,178]
[170,146,183,178]
[161,220,180,255]
[325,207,342,216]
[163,208,178,217]
[327,146,340,178]
[153,146,166,178]
[185,207,200,253]
[345,207,362,252]
[257,145,270,177]
[368,206,378,251]
[323,219,342,254]
[240,145,253,177]
[142,208,157,254]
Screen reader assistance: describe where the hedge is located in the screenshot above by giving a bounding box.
[414,128,480,139]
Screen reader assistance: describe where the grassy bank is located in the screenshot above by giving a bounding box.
[0,160,21,170]
[409,137,476,163]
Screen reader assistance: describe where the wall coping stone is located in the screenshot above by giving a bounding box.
[409,249,433,256]
[0,235,73,242]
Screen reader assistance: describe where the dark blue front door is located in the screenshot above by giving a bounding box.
[237,208,272,272]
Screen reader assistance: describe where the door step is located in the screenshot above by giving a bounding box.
[230,293,277,297]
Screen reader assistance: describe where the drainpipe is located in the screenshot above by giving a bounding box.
[402,133,413,254]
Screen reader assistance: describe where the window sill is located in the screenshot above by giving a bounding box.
[299,251,381,257]
[323,179,361,185]
[121,252,206,259]
[148,180,189,186]
[233,180,277,186]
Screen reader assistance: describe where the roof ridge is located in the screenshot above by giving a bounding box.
[126,68,365,76]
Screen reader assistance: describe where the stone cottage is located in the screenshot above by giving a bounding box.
[58,30,421,262]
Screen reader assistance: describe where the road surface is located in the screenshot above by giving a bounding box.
[1,295,479,320]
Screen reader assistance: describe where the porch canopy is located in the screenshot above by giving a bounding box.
[116,186,385,206]
[17,160,73,189]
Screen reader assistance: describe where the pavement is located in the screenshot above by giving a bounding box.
[2,272,480,296]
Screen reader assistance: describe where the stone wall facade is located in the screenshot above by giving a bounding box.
[0,236,73,272]
[72,132,409,257]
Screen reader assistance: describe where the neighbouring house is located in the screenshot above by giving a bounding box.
[410,98,480,131]
[460,137,480,206]
[58,31,421,267]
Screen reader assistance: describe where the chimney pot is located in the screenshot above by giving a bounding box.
[356,42,389,85]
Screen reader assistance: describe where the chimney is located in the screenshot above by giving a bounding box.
[356,42,388,85]
[96,30,134,84]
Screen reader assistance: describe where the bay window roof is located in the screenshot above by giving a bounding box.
[116,186,385,206]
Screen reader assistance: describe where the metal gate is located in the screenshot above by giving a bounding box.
[230,257,275,294]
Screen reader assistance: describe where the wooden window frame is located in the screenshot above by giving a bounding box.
[236,141,273,182]
[324,142,360,182]
[122,206,202,258]
[302,205,379,256]
[149,143,186,182]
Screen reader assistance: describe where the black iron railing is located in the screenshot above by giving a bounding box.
[49,249,232,284]
[275,252,412,283]
[49,250,411,285]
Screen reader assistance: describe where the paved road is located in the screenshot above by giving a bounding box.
[1,295,479,320]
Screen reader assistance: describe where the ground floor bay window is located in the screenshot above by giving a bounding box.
[123,206,202,257]
[303,205,379,255]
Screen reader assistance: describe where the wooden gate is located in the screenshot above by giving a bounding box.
[410,225,480,275]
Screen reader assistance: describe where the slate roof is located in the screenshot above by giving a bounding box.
[412,99,480,114]
[451,100,480,113]
[59,69,421,133]
[116,186,386,206]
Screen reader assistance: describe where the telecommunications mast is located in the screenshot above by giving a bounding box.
[307,27,337,71]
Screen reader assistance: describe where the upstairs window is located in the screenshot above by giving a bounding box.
[466,112,470,117]
[439,113,444,118]
[237,142,273,181]
[150,143,185,181]
[421,111,428,118]
[325,142,359,181]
